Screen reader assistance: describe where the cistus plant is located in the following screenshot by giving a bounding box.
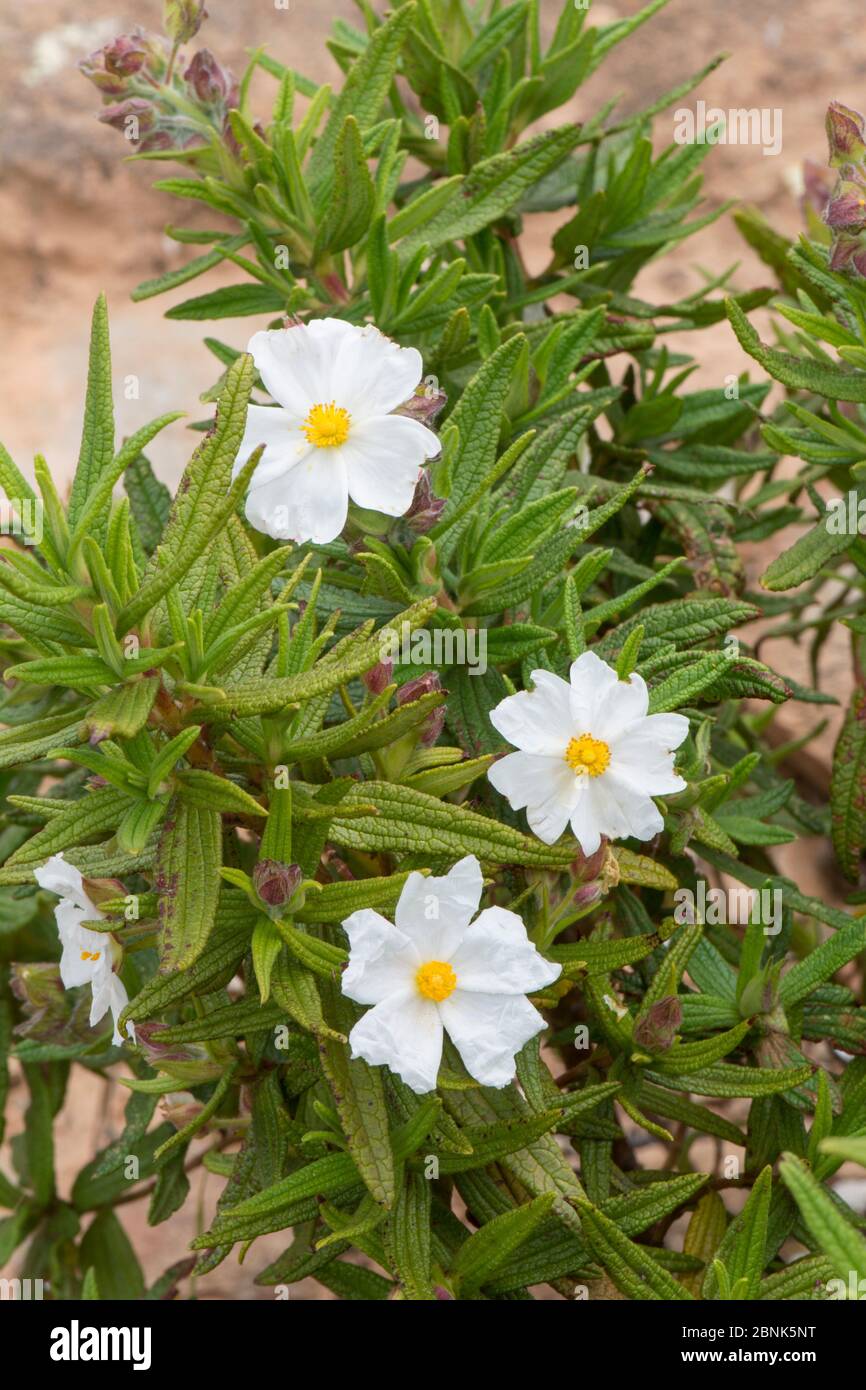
[0,0,864,1304]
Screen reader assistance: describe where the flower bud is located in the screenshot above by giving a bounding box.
[253,859,302,910]
[633,995,682,1052]
[104,32,151,76]
[184,49,237,106]
[396,672,445,745]
[98,98,157,139]
[826,100,866,167]
[405,471,446,534]
[396,386,447,426]
[362,657,394,695]
[825,179,866,230]
[164,0,208,45]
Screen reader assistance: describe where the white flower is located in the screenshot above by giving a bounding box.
[487,651,689,855]
[233,319,440,544]
[34,853,134,1046]
[341,856,560,1094]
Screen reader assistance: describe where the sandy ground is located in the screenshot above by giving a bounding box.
[2,0,865,1298]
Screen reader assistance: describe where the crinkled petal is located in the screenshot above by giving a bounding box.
[247,320,353,416]
[488,751,577,845]
[592,670,651,742]
[231,405,305,481]
[344,415,439,516]
[340,909,419,1006]
[591,775,664,844]
[440,990,548,1089]
[449,906,561,995]
[489,671,574,755]
[333,324,425,419]
[395,856,483,959]
[244,452,349,543]
[348,988,443,1094]
[35,853,97,915]
[55,901,107,988]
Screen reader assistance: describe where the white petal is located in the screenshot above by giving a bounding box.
[568,783,603,857]
[592,670,651,742]
[449,906,561,995]
[348,988,443,1094]
[344,415,439,516]
[333,324,425,419]
[244,452,349,543]
[231,405,304,481]
[340,909,419,1006]
[488,751,577,845]
[440,990,548,1088]
[590,774,664,844]
[35,853,98,915]
[609,713,690,796]
[395,856,483,959]
[247,320,353,416]
[489,671,574,755]
[55,901,107,988]
[89,969,131,1046]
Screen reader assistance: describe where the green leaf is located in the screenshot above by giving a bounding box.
[69,294,114,532]
[386,1171,435,1300]
[80,1210,145,1301]
[321,1026,396,1209]
[702,1165,771,1299]
[779,1152,866,1284]
[452,1193,556,1294]
[727,297,866,402]
[831,684,866,881]
[578,1200,694,1300]
[156,800,222,972]
[165,283,287,320]
[313,117,376,257]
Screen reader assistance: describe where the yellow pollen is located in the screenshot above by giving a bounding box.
[79,950,101,962]
[416,959,457,1002]
[302,401,351,448]
[565,733,611,778]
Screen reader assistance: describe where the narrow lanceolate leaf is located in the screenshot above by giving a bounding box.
[0,707,89,771]
[779,1152,866,1284]
[439,338,524,517]
[646,1062,812,1099]
[681,1192,728,1297]
[321,1027,396,1208]
[5,787,132,868]
[306,2,416,195]
[779,918,866,1009]
[830,684,866,881]
[452,1194,556,1295]
[578,1201,694,1300]
[175,769,267,818]
[386,1171,435,1300]
[702,1165,772,1300]
[156,800,222,973]
[727,297,866,402]
[69,294,114,529]
[85,677,160,740]
[117,353,257,634]
[328,780,577,867]
[397,124,583,255]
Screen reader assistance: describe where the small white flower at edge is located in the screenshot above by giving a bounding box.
[34,853,134,1047]
[487,651,690,856]
[233,318,440,545]
[341,855,561,1095]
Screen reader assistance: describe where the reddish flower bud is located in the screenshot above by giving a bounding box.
[826,100,866,167]
[362,658,394,695]
[184,49,237,106]
[104,33,151,76]
[633,995,682,1052]
[406,471,446,534]
[98,98,157,138]
[253,860,302,909]
[396,386,447,426]
[825,179,866,230]
[396,672,445,745]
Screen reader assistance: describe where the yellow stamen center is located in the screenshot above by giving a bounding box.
[302,401,351,448]
[416,959,457,1002]
[80,950,101,962]
[565,733,611,778]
